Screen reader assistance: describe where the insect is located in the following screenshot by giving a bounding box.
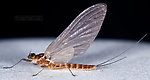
[3,3,147,76]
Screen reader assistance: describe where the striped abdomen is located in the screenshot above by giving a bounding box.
[49,63,96,70]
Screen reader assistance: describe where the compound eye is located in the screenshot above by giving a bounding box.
[32,53,35,56]
[44,56,47,59]
[28,53,35,59]
[30,53,35,56]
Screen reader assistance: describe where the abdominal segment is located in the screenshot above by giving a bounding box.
[37,58,96,70]
[47,63,96,70]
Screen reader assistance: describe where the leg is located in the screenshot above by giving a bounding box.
[68,68,76,77]
[3,58,31,69]
[32,68,44,76]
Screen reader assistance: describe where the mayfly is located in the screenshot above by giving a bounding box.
[3,3,147,76]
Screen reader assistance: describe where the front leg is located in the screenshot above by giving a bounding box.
[3,58,31,69]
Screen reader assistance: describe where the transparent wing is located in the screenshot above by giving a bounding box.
[51,46,74,63]
[45,3,107,63]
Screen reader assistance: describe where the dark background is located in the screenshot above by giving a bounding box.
[1,0,149,42]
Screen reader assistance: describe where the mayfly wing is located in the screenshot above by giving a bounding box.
[50,46,74,63]
[45,3,107,63]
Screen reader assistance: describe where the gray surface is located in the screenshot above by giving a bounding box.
[0,38,150,80]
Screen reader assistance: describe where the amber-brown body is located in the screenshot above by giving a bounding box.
[31,53,96,70]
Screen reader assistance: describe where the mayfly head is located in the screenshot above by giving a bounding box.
[28,53,36,59]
